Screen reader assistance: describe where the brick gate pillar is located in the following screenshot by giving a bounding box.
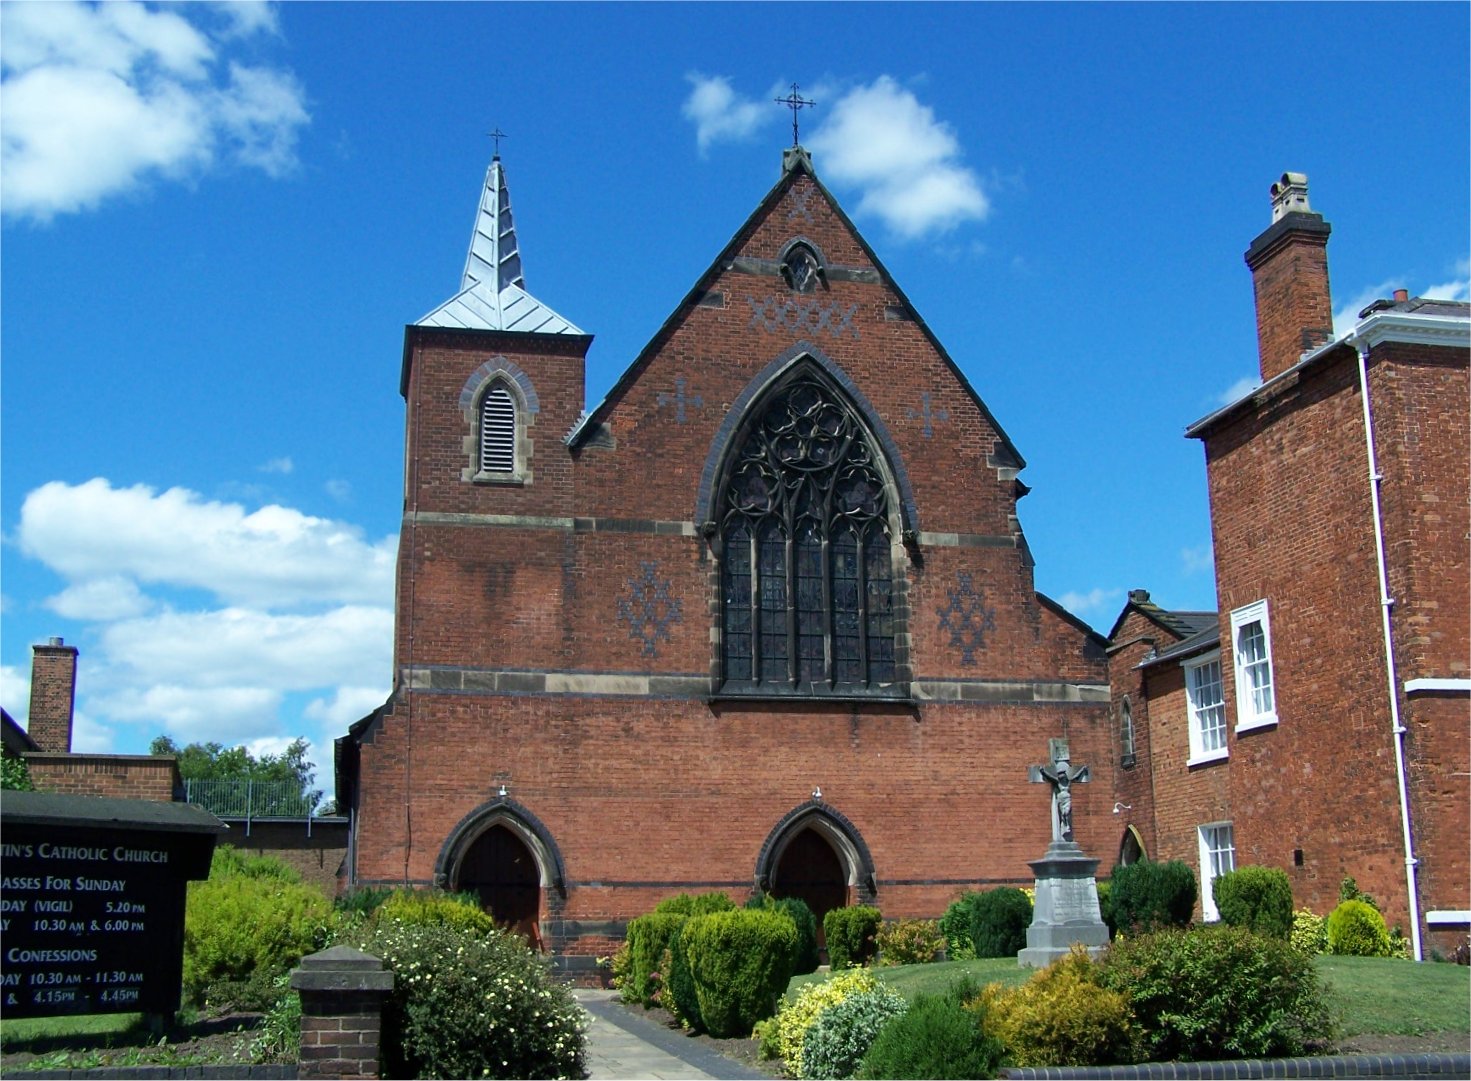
[289,945,395,1080]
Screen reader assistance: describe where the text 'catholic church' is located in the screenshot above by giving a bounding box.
[337,143,1469,973]
[337,144,1115,976]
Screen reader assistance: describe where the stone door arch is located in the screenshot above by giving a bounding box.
[756,800,877,947]
[435,796,565,950]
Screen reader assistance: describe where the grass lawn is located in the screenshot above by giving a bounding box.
[789,954,1470,1041]
[0,1012,147,1047]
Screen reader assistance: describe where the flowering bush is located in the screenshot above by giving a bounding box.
[357,919,586,1079]
[876,919,945,966]
[758,967,880,1071]
[799,984,908,1079]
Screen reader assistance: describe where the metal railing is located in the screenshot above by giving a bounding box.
[184,779,321,836]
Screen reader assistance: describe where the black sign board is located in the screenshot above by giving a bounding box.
[1,793,224,1019]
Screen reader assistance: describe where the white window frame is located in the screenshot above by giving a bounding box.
[1198,822,1236,922]
[1230,600,1277,732]
[1184,649,1228,765]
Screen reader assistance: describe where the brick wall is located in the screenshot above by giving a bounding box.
[224,820,349,898]
[26,640,77,754]
[25,753,181,802]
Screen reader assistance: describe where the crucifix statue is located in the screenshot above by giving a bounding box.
[1028,738,1091,843]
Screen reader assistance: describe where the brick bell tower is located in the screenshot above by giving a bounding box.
[1244,172,1334,382]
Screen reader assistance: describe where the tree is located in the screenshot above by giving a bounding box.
[153,736,322,815]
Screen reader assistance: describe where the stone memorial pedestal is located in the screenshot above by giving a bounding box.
[1017,838,1110,967]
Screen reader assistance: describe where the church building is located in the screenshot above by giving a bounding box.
[336,144,1114,976]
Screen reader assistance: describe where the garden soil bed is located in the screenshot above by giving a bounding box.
[0,1012,269,1072]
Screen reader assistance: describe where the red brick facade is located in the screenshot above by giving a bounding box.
[1108,175,1469,958]
[24,752,181,802]
[345,152,1112,974]
[27,639,78,754]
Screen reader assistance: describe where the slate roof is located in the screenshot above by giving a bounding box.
[0,790,227,834]
[1106,590,1216,645]
[1141,624,1221,668]
[414,156,583,336]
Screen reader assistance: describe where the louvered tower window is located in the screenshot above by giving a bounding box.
[719,370,899,697]
[480,384,516,474]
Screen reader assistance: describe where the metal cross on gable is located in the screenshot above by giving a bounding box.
[775,83,816,146]
[487,127,507,158]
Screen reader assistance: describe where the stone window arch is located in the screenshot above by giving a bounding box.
[713,360,906,697]
[459,358,540,484]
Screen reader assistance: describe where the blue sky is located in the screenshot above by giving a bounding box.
[3,2,1467,800]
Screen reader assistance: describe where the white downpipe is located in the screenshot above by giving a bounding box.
[1350,336,1423,961]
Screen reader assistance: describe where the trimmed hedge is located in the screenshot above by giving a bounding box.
[1104,859,1197,934]
[857,988,1004,1080]
[655,891,736,917]
[939,892,982,959]
[1327,899,1392,957]
[825,905,882,969]
[624,912,687,1006]
[684,908,799,1037]
[1214,865,1293,940]
[969,887,1032,958]
[747,893,822,976]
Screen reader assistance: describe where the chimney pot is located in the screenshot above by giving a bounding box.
[1245,171,1334,382]
[48,636,64,647]
[1393,289,1409,303]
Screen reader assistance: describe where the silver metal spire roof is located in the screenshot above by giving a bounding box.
[414,156,583,334]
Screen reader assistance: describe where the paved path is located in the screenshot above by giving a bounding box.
[574,988,770,1081]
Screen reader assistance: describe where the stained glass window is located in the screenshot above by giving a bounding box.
[719,370,900,695]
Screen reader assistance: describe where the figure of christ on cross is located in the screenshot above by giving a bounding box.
[1028,738,1091,843]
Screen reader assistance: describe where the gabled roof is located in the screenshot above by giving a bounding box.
[565,146,1024,472]
[1106,589,1216,646]
[1140,623,1220,669]
[414,156,583,336]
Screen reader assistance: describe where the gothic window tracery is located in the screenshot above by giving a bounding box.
[719,370,899,696]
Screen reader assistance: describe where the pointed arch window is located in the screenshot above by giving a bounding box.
[480,384,517,474]
[719,370,901,697]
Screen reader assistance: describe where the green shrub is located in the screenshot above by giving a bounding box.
[977,946,1135,1067]
[1098,925,1333,1061]
[370,888,496,937]
[747,893,822,976]
[799,984,908,1079]
[857,988,1004,1080]
[655,891,736,917]
[876,918,945,966]
[623,912,688,1006]
[358,918,585,1079]
[1,753,34,791]
[1214,866,1293,940]
[183,872,334,1010]
[1095,880,1113,937]
[825,906,882,969]
[208,844,302,882]
[758,967,880,1069]
[1327,899,1392,957]
[664,930,702,1031]
[684,908,798,1037]
[335,885,394,920]
[1291,908,1328,955]
[1339,875,1379,912]
[939,892,981,959]
[969,887,1033,958]
[249,975,301,1065]
[1104,860,1197,934]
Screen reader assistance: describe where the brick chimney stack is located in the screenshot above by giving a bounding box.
[1244,172,1334,382]
[28,637,78,753]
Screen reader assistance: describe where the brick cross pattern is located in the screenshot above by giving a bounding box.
[907,392,950,439]
[616,562,683,656]
[788,186,816,223]
[746,296,860,339]
[937,572,997,667]
[656,377,704,424]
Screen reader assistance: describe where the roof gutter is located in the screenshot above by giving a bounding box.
[1345,327,1422,961]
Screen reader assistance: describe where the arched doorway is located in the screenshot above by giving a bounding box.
[770,827,849,945]
[1118,825,1146,867]
[458,824,541,945]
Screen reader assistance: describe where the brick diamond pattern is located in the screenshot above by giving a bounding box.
[617,562,683,657]
[937,572,996,666]
[746,296,860,339]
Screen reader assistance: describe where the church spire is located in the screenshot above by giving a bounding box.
[414,154,582,335]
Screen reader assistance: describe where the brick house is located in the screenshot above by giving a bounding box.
[1107,174,1470,959]
[337,146,1113,976]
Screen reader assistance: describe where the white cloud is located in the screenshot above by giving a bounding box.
[325,478,353,502]
[90,683,283,744]
[1057,587,1122,618]
[69,708,116,753]
[19,478,396,610]
[807,76,988,238]
[45,575,154,621]
[305,685,387,729]
[1217,376,1260,407]
[0,0,308,222]
[682,73,771,154]
[260,456,294,474]
[1333,278,1405,339]
[1424,257,1470,303]
[1,664,31,726]
[1181,544,1214,576]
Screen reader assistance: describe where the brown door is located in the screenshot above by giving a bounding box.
[772,827,848,948]
[458,824,542,947]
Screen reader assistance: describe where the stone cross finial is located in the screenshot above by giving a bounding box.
[1028,738,1091,843]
